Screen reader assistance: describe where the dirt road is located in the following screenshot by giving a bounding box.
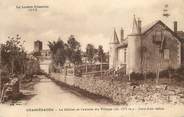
[1,75,184,117]
[25,75,112,106]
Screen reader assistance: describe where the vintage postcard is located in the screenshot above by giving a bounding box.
[0,0,184,117]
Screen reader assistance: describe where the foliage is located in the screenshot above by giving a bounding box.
[174,65,184,80]
[48,41,58,54]
[48,38,66,66]
[67,35,80,50]
[85,44,97,63]
[159,67,175,78]
[97,45,106,62]
[48,35,82,66]
[48,35,108,70]
[25,58,40,76]
[71,49,82,64]
[32,51,41,58]
[130,72,144,81]
[146,72,156,80]
[66,35,82,65]
[1,35,26,74]
[176,65,184,76]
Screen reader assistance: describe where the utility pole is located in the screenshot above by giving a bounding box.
[163,4,171,72]
[163,4,170,25]
[85,57,88,74]
[156,4,171,84]
[163,4,170,18]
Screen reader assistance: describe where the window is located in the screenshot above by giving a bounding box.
[164,49,169,60]
[152,31,163,44]
[156,31,162,41]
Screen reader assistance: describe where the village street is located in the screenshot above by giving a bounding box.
[0,75,119,117]
[21,75,113,106]
[1,75,184,117]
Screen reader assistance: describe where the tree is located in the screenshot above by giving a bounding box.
[66,35,82,65]
[48,41,57,54]
[55,48,66,66]
[67,35,80,50]
[86,44,97,63]
[1,34,26,74]
[97,45,106,63]
[48,38,66,66]
[32,51,41,59]
[71,49,82,65]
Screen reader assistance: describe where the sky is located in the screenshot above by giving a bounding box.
[0,0,184,52]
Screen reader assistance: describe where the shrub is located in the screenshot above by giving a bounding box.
[1,70,10,85]
[175,65,184,80]
[159,69,169,78]
[145,72,156,80]
[159,67,175,78]
[130,72,144,81]
[176,65,184,76]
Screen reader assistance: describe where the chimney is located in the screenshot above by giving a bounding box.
[174,21,178,33]
[120,28,124,43]
[137,18,142,34]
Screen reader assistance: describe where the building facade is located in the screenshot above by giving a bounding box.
[109,16,183,74]
[33,40,51,73]
[34,40,43,52]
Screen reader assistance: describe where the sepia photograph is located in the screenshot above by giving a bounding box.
[0,0,184,117]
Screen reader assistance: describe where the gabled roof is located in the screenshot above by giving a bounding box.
[142,20,182,42]
[141,20,160,34]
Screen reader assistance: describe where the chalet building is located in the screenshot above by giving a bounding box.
[109,16,184,74]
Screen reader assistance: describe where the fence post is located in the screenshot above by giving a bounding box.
[0,44,2,94]
[85,63,88,74]
[64,66,67,82]
[100,56,103,78]
[73,65,76,76]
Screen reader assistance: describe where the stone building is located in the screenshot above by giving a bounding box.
[34,40,43,52]
[33,40,51,73]
[33,40,51,59]
[109,16,184,74]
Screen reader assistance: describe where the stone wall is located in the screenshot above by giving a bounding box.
[50,73,184,105]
